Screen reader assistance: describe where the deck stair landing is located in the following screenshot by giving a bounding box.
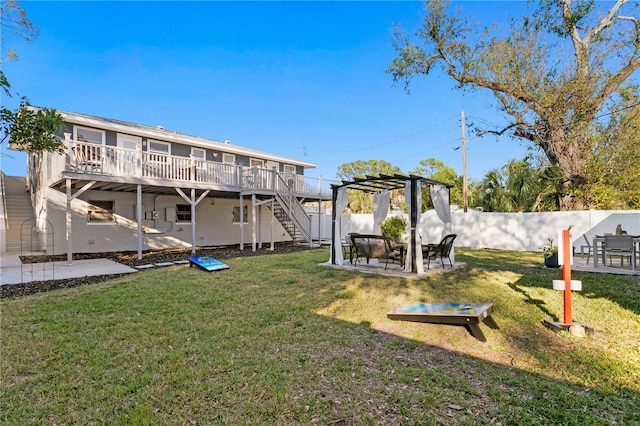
[2,176,37,253]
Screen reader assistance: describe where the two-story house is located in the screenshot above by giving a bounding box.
[3,109,331,261]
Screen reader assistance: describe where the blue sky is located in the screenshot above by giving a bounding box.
[1,1,535,183]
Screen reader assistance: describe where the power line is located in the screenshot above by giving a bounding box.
[466,100,640,134]
[309,117,458,155]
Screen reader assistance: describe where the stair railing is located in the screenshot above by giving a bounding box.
[273,173,312,244]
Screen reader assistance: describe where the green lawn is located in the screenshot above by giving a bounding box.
[1,248,639,425]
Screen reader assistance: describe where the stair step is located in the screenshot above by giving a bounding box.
[2,176,37,253]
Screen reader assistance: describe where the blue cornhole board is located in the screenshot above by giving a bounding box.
[189,256,229,272]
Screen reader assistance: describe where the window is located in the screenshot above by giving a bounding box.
[232,206,248,223]
[266,161,279,171]
[88,200,115,223]
[250,158,264,168]
[176,204,192,223]
[117,134,141,150]
[191,148,205,160]
[148,140,170,155]
[74,126,104,145]
[284,164,296,175]
[222,153,235,164]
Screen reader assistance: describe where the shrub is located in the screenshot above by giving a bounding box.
[380,216,407,242]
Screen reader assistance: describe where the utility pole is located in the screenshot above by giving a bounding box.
[461,111,468,213]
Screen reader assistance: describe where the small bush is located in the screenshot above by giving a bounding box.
[380,216,407,242]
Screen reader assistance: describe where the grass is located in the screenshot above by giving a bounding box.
[1,248,639,425]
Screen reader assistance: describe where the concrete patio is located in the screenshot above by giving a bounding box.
[571,253,639,276]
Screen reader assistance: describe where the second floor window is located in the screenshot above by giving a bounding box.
[222,153,235,164]
[250,158,264,168]
[147,140,170,163]
[191,148,205,160]
[75,127,104,145]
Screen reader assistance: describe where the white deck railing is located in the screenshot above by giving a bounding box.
[53,137,332,196]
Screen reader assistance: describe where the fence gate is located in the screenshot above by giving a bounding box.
[20,218,55,283]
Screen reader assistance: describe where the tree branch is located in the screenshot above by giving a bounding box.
[593,56,640,110]
[585,0,630,44]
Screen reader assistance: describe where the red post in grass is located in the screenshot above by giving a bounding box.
[562,228,572,325]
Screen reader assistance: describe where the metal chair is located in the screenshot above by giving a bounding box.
[422,234,457,269]
[580,234,603,265]
[604,235,636,270]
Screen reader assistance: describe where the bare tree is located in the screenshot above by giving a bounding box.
[388,0,640,210]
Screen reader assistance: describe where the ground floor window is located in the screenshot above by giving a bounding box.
[176,204,192,223]
[88,200,115,223]
[232,206,248,223]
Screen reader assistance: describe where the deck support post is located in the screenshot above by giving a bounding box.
[137,184,142,260]
[239,194,244,250]
[252,194,257,252]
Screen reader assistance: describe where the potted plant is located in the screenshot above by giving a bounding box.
[380,216,407,244]
[541,238,559,268]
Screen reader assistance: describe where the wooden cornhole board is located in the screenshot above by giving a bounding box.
[387,302,499,342]
[188,256,229,272]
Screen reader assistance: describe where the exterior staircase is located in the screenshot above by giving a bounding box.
[270,202,308,244]
[261,173,313,245]
[1,176,37,253]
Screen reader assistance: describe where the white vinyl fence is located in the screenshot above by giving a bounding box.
[313,207,640,253]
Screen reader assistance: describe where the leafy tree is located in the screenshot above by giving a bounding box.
[1,101,64,153]
[1,0,39,63]
[410,157,463,210]
[504,157,538,212]
[474,154,561,212]
[336,160,403,214]
[479,169,510,212]
[531,161,562,212]
[586,85,640,209]
[388,0,640,211]
[1,1,64,153]
[336,159,402,182]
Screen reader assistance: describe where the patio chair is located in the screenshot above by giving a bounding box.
[604,235,635,269]
[342,232,360,263]
[72,145,102,172]
[580,234,602,265]
[422,234,457,269]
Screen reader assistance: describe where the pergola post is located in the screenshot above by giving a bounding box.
[409,177,419,273]
[330,185,338,265]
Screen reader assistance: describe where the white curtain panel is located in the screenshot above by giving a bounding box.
[430,184,451,225]
[331,187,350,265]
[430,183,454,264]
[372,190,390,235]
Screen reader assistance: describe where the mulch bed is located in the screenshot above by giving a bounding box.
[2,243,319,299]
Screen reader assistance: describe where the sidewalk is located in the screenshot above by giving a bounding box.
[1,254,138,285]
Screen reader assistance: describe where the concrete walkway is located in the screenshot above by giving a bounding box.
[1,254,138,286]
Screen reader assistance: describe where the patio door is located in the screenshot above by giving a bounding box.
[117,134,142,175]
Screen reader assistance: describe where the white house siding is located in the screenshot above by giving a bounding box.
[42,188,291,255]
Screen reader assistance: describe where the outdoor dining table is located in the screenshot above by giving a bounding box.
[592,235,640,270]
